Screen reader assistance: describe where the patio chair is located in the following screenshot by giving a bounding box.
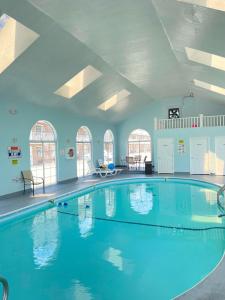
[88,161,121,177]
[142,155,147,170]
[107,163,123,175]
[97,159,105,168]
[21,170,45,196]
[98,159,123,174]
[134,155,141,170]
[126,156,136,170]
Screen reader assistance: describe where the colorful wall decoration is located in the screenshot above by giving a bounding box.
[8,146,22,158]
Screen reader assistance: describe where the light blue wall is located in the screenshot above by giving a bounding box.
[2,93,225,197]
[154,127,225,173]
[116,96,225,169]
[0,99,116,196]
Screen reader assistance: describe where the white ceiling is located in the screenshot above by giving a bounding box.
[0,0,225,123]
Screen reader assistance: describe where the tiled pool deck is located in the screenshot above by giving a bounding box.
[1,172,225,299]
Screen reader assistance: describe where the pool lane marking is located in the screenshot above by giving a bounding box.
[57,210,225,232]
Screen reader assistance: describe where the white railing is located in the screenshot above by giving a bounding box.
[203,115,225,127]
[155,114,225,130]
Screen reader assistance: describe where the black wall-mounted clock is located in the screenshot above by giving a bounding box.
[168,108,180,119]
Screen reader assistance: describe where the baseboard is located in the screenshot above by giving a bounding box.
[0,188,32,200]
[58,177,78,184]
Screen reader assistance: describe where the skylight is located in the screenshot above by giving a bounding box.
[54,65,102,99]
[177,0,225,12]
[98,89,130,111]
[185,47,225,72]
[0,14,39,74]
[194,79,225,96]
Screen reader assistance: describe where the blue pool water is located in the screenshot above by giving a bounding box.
[0,179,225,300]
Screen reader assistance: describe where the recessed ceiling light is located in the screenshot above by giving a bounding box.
[194,79,225,96]
[98,89,131,111]
[185,47,225,72]
[177,0,225,12]
[0,14,39,74]
[54,65,102,99]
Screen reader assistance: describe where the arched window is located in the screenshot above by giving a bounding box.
[76,126,92,177]
[104,129,114,164]
[128,129,151,169]
[129,184,153,215]
[30,120,57,186]
[105,188,116,218]
[78,194,93,237]
[32,209,58,268]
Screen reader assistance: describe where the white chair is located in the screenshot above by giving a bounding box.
[21,170,45,196]
[106,163,123,176]
[98,159,123,175]
[88,161,122,177]
[87,160,113,177]
[134,155,141,170]
[126,156,136,170]
[97,159,104,168]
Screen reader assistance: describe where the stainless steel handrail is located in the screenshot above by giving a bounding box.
[0,276,9,300]
[217,184,225,201]
[217,184,225,212]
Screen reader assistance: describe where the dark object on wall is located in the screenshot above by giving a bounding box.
[145,161,153,175]
[168,108,180,119]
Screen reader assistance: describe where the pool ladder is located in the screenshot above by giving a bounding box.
[0,276,9,300]
[217,184,225,212]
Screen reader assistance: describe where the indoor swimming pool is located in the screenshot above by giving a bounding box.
[0,178,225,300]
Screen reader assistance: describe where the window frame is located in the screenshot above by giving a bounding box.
[104,129,114,164]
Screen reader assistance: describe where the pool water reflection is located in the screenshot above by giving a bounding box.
[0,180,224,300]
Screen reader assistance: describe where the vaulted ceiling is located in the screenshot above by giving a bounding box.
[0,0,225,123]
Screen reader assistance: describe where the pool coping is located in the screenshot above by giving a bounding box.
[0,176,222,220]
[0,175,224,299]
[174,252,225,300]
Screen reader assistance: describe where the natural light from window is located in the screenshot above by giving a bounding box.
[177,0,225,12]
[104,129,114,164]
[30,120,57,186]
[76,126,92,177]
[0,14,39,74]
[54,65,102,99]
[98,89,130,111]
[194,79,225,96]
[185,47,225,72]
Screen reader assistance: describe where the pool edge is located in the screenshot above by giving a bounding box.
[173,251,225,300]
[0,176,222,221]
[0,175,224,299]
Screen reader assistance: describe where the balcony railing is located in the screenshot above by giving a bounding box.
[155,114,225,130]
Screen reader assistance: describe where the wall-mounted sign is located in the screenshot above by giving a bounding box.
[8,146,21,158]
[11,159,19,166]
[178,139,185,154]
[65,147,75,159]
